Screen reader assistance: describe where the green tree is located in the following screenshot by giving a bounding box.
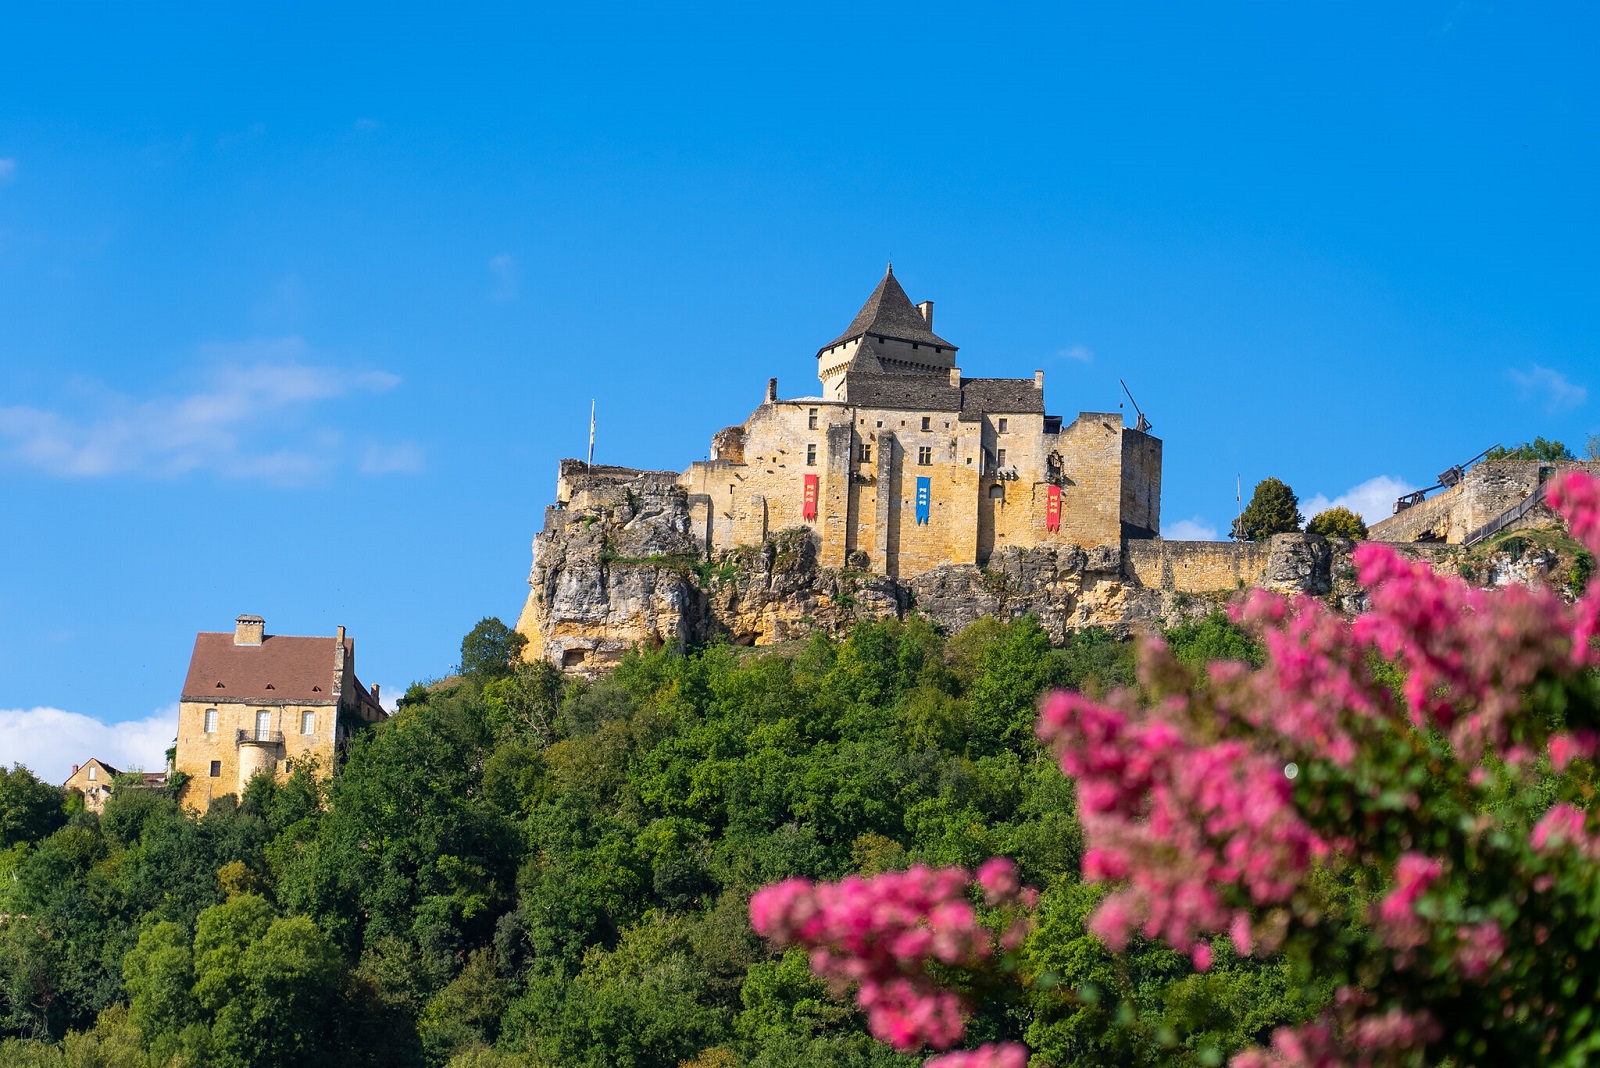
[1486,437,1576,462]
[1305,505,1368,540]
[459,618,528,681]
[1233,478,1302,541]
[0,768,66,850]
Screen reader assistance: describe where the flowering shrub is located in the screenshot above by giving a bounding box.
[753,472,1600,1066]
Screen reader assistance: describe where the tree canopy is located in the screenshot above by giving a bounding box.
[1486,437,1576,462]
[1234,478,1303,541]
[1305,505,1367,540]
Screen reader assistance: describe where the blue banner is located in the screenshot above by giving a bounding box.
[915,477,931,525]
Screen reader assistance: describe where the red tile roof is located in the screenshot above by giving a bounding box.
[181,632,350,704]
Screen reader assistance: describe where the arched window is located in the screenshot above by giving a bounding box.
[989,484,1006,502]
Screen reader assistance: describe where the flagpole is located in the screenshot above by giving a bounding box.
[588,400,595,470]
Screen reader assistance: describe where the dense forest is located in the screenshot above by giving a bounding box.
[1,614,1317,1068]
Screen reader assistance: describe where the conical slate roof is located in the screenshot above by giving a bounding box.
[818,266,956,355]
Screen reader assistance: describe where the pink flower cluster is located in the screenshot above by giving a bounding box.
[1531,803,1600,860]
[748,861,1033,1052]
[1039,689,1327,952]
[1232,1000,1440,1068]
[925,1041,1030,1068]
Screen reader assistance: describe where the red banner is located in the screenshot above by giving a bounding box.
[1046,484,1061,532]
[803,474,819,521]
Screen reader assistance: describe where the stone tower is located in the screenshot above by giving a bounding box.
[815,265,958,400]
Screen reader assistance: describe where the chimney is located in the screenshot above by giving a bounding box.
[917,300,934,327]
[72,764,79,776]
[234,615,264,646]
[948,366,961,388]
[1034,369,1045,390]
[332,626,348,698]
[371,683,381,705]
[766,377,778,403]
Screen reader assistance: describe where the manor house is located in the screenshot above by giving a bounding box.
[172,615,387,812]
[562,266,1162,576]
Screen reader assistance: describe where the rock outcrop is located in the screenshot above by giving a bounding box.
[515,471,1587,677]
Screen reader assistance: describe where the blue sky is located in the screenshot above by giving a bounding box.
[2,3,1596,778]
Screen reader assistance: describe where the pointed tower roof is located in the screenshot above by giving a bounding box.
[818,265,956,355]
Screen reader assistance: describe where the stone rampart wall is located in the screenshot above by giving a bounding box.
[1124,539,1276,593]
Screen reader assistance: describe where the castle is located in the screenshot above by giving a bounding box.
[517,268,1169,671]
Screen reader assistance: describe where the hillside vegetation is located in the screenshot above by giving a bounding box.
[0,614,1308,1068]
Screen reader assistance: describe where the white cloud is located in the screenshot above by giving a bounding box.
[0,339,413,483]
[488,253,518,302]
[1,706,175,784]
[377,685,401,714]
[361,442,425,475]
[0,159,15,182]
[1302,474,1418,524]
[1058,344,1093,362]
[1509,364,1587,413]
[1166,516,1219,541]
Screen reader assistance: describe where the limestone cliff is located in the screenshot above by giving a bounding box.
[516,470,1586,677]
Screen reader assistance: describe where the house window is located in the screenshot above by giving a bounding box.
[301,711,315,734]
[997,448,1007,466]
[858,444,872,464]
[998,418,1009,433]
[204,708,218,733]
[209,761,222,778]
[921,416,931,431]
[917,447,932,466]
[808,408,818,429]
[255,710,271,741]
[87,765,97,781]
[806,444,817,465]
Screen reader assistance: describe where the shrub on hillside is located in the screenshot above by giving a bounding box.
[1305,505,1367,540]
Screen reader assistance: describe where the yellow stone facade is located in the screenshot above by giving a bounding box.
[173,617,385,812]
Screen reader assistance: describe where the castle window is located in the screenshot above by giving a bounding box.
[256,710,271,741]
[285,760,293,772]
[808,408,817,429]
[912,342,918,349]
[997,448,1007,466]
[990,484,1006,502]
[806,444,817,465]
[998,418,1008,433]
[921,416,931,431]
[204,708,218,733]
[936,347,943,354]
[210,761,221,777]
[858,444,872,464]
[917,447,932,466]
[87,765,97,781]
[301,711,315,734]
